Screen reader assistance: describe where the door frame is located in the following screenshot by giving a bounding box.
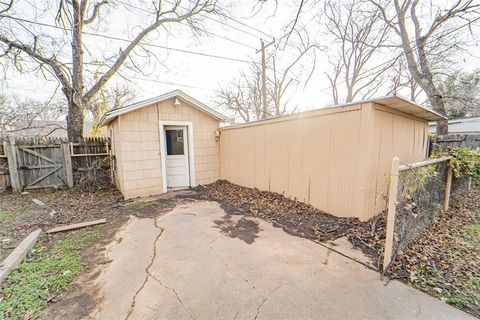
[159,121,196,193]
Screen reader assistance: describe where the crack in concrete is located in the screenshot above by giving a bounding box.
[148,273,195,320]
[125,216,195,320]
[323,248,332,265]
[124,218,164,320]
[253,286,281,320]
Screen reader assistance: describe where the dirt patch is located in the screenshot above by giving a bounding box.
[0,188,127,261]
[38,220,124,320]
[214,215,260,244]
[123,199,176,218]
[387,187,480,317]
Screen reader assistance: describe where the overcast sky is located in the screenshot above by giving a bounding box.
[1,0,479,119]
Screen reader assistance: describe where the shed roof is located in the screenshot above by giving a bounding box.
[99,89,228,126]
[221,95,445,131]
[370,95,446,121]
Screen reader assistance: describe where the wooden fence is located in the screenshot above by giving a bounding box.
[0,137,113,192]
[432,133,480,151]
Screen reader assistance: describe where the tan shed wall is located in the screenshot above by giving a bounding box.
[369,104,429,215]
[110,118,124,194]
[220,103,428,221]
[109,98,220,199]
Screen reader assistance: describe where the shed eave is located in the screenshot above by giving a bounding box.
[99,89,228,127]
[371,95,447,121]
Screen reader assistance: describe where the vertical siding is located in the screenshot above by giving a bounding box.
[110,98,220,199]
[220,104,368,219]
[371,104,429,214]
[220,103,429,221]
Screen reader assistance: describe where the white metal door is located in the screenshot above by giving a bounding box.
[165,126,190,188]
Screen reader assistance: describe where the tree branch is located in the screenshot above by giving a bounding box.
[83,0,108,25]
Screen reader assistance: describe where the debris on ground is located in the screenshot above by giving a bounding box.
[46,218,107,234]
[191,180,387,267]
[387,188,480,317]
[31,199,46,208]
[193,180,479,316]
[0,188,125,261]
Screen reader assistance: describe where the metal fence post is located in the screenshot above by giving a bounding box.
[443,162,453,211]
[383,156,400,271]
[4,141,21,193]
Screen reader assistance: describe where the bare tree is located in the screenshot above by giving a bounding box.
[270,29,317,116]
[369,0,480,134]
[438,69,480,119]
[0,0,218,140]
[88,84,136,136]
[324,0,392,104]
[216,29,317,122]
[0,92,66,136]
[216,65,263,122]
[386,56,420,101]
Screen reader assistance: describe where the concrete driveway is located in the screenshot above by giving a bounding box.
[90,200,473,320]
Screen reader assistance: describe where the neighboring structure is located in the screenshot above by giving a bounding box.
[220,96,445,221]
[0,120,68,139]
[429,117,480,134]
[99,90,228,199]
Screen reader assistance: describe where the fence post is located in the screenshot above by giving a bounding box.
[443,162,453,211]
[61,143,74,188]
[4,142,21,193]
[383,156,400,271]
[467,176,472,191]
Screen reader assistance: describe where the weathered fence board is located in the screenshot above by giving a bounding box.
[0,137,112,191]
[433,133,480,151]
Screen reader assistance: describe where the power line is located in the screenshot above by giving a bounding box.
[116,0,258,50]
[1,15,257,64]
[128,76,216,91]
[161,0,275,41]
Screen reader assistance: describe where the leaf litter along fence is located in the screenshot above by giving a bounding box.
[382,156,474,273]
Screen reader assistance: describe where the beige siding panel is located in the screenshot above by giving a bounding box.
[110,98,220,199]
[371,104,429,214]
[220,103,429,221]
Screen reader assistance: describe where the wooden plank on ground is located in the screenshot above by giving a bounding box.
[0,229,42,284]
[46,219,106,234]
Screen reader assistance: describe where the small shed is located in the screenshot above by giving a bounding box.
[100,90,227,199]
[219,96,445,221]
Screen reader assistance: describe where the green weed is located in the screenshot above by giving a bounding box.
[0,226,104,320]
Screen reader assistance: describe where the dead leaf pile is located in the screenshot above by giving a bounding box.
[387,187,480,317]
[193,180,387,263]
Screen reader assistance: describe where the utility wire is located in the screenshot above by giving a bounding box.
[162,0,275,41]
[128,76,216,91]
[1,15,257,64]
[116,0,258,50]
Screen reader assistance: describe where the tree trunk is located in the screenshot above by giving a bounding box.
[423,85,448,135]
[69,0,85,141]
[429,98,448,135]
[66,99,84,141]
